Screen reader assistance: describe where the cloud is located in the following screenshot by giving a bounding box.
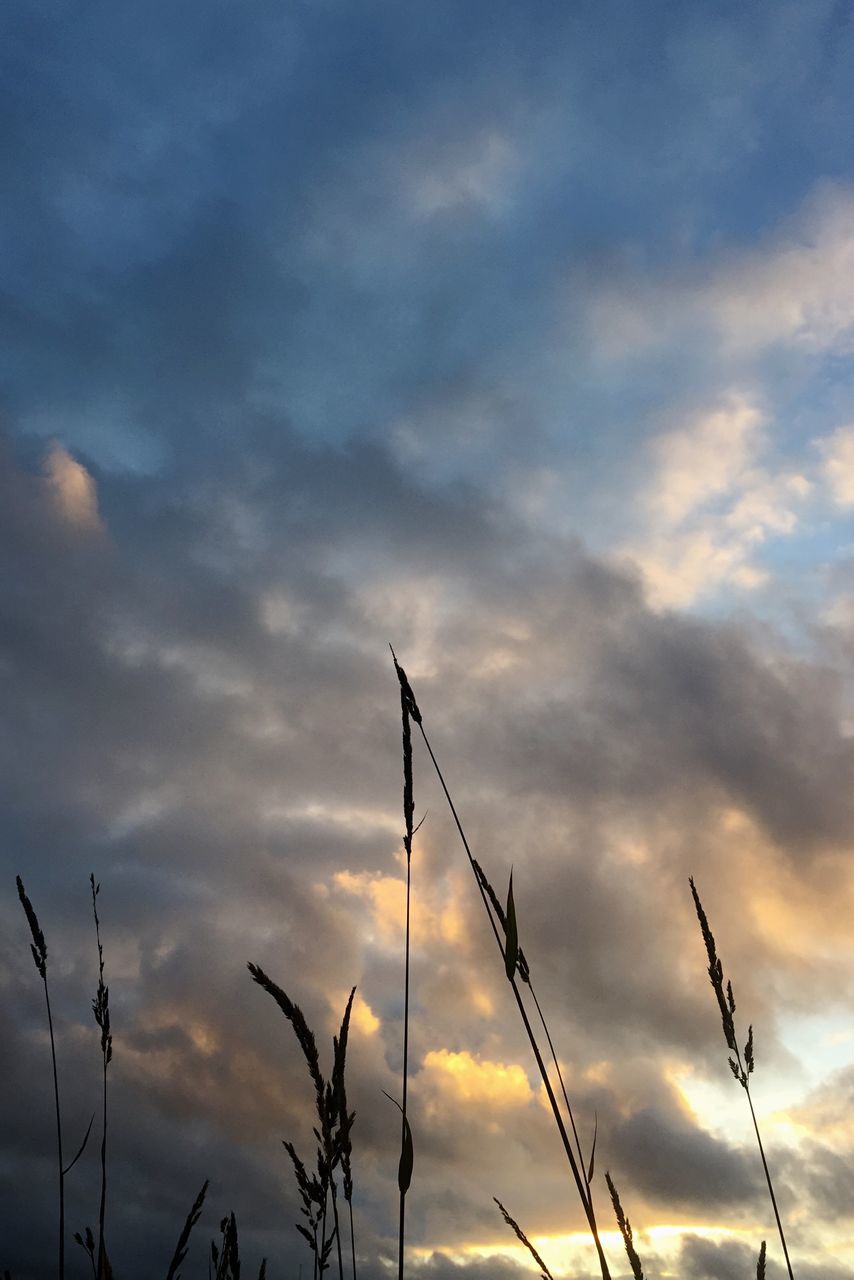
[2,416,852,1275]
[4,4,854,1276]
[42,441,104,532]
[817,425,854,507]
[618,395,811,606]
[589,185,854,362]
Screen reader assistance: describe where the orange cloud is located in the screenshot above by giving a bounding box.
[420,1048,534,1110]
[43,441,103,532]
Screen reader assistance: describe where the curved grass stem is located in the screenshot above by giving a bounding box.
[413,717,612,1280]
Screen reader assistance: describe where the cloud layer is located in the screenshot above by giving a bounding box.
[5,3,854,1278]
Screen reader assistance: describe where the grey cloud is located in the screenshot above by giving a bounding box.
[609,1103,760,1211]
[680,1234,772,1280]
[3,421,851,1273]
[5,4,854,1275]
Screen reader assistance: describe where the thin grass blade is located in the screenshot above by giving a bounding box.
[62,1113,96,1177]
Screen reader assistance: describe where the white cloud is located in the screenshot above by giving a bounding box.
[590,184,854,360]
[620,396,810,608]
[644,397,761,527]
[817,424,854,507]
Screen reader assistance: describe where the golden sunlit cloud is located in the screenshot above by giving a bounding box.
[334,867,468,949]
[330,989,381,1036]
[419,1048,534,1110]
[42,440,103,532]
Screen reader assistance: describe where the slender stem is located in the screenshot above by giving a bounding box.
[510,970,610,1278]
[416,722,611,1280]
[398,848,412,1280]
[729,1035,794,1280]
[744,1084,794,1280]
[331,1177,344,1280]
[43,977,64,1280]
[320,1187,329,1277]
[97,1058,107,1279]
[348,1199,357,1280]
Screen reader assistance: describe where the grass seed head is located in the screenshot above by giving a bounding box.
[605,1172,645,1280]
[16,875,47,978]
[757,1240,767,1280]
[494,1197,555,1280]
[689,877,737,1054]
[390,646,422,726]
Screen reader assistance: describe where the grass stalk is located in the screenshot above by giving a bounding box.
[391,650,417,1280]
[494,1198,555,1280]
[474,858,593,1199]
[605,1173,644,1280]
[90,876,112,1280]
[16,876,65,1280]
[249,969,357,1278]
[690,878,794,1280]
[389,654,612,1280]
[331,1176,344,1280]
[347,1200,357,1280]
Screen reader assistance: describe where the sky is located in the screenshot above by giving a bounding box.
[5,2,854,1277]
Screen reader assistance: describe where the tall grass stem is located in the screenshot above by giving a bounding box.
[16,876,64,1280]
[407,706,612,1280]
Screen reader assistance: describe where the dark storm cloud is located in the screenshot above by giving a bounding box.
[680,1235,772,1280]
[680,1234,854,1280]
[609,1103,759,1210]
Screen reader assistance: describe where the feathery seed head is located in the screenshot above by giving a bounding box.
[756,1240,766,1280]
[745,1024,755,1076]
[690,877,737,1053]
[16,875,47,978]
[494,1198,555,1280]
[390,646,422,725]
[606,1172,645,1280]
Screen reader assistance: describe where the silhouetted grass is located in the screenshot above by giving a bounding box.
[247,965,358,1280]
[15,877,266,1279]
[166,1180,209,1280]
[16,875,65,1279]
[690,877,794,1280]
[390,652,614,1280]
[391,644,417,1280]
[90,875,113,1280]
[605,1172,644,1280]
[9,665,804,1279]
[494,1198,555,1280]
[757,1239,767,1279]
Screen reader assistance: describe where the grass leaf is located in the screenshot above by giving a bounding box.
[587,1112,598,1186]
[382,1092,414,1196]
[62,1112,95,1177]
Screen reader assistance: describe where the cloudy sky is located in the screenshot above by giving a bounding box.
[5,2,854,1277]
